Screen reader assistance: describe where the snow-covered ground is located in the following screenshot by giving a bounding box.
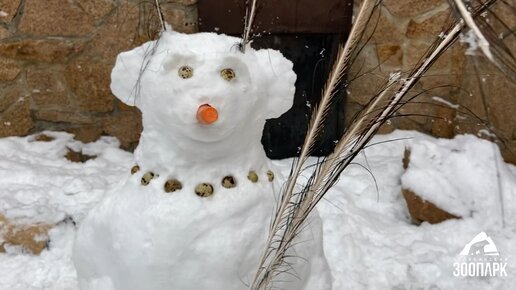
[0,130,514,289]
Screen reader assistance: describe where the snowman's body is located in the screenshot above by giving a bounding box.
[73,31,332,290]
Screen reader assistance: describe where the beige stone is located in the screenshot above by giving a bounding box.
[0,214,51,255]
[34,110,97,124]
[404,40,451,71]
[0,98,33,137]
[376,44,402,66]
[26,67,70,108]
[0,57,21,81]
[370,10,405,44]
[0,0,20,23]
[19,0,95,36]
[77,0,115,20]
[406,9,452,39]
[86,3,139,59]
[0,39,85,63]
[403,188,460,224]
[0,86,22,112]
[383,0,446,18]
[65,60,114,112]
[66,126,103,144]
[162,7,197,34]
[0,26,9,39]
[102,110,142,150]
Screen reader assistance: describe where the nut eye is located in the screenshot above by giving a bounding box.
[220,68,236,81]
[178,66,193,79]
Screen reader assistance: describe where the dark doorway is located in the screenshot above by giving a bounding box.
[198,1,352,158]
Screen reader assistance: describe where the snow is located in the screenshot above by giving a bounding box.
[0,130,515,289]
[0,11,8,18]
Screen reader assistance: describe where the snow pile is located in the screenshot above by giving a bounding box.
[0,131,515,289]
[0,131,132,225]
[402,135,515,219]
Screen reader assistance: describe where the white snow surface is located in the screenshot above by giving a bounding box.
[0,130,515,289]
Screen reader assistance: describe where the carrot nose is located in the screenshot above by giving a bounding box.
[196,104,218,125]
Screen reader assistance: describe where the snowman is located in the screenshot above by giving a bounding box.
[73,31,332,290]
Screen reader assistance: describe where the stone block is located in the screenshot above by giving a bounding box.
[65,60,114,112]
[0,85,22,112]
[86,2,139,59]
[0,0,21,23]
[34,110,97,124]
[76,0,115,21]
[162,6,197,34]
[0,39,86,63]
[377,44,402,66]
[26,67,70,108]
[102,110,142,150]
[66,126,104,144]
[0,214,51,255]
[0,57,21,81]
[19,0,95,36]
[369,10,405,44]
[0,98,33,137]
[406,9,452,39]
[383,0,446,18]
[0,26,9,39]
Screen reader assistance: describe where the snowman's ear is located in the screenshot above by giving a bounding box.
[110,43,152,107]
[255,49,297,119]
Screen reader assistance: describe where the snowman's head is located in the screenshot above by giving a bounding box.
[110,32,296,145]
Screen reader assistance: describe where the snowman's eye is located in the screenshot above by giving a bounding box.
[178,66,193,79]
[220,68,236,81]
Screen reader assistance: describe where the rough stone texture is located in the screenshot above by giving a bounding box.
[0,26,9,39]
[26,67,70,108]
[402,188,461,224]
[0,98,33,137]
[383,0,446,18]
[0,86,20,112]
[65,60,114,113]
[86,3,139,59]
[0,39,86,63]
[34,110,97,124]
[103,110,143,150]
[0,57,21,81]
[405,9,451,39]
[77,0,116,21]
[377,44,402,66]
[0,214,51,255]
[0,0,21,23]
[19,0,95,36]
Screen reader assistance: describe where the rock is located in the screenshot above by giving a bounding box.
[383,0,446,18]
[0,214,51,255]
[0,26,9,39]
[406,9,452,39]
[76,0,115,21]
[0,39,86,63]
[34,110,97,124]
[26,67,70,108]
[0,98,33,137]
[66,126,103,144]
[19,0,95,36]
[0,57,21,81]
[65,60,114,113]
[376,44,402,66]
[65,148,96,163]
[162,6,198,34]
[402,188,461,224]
[86,3,139,59]
[0,0,21,23]
[369,10,405,44]
[401,148,460,224]
[102,110,142,150]
[34,134,55,142]
[167,0,197,5]
[0,85,22,112]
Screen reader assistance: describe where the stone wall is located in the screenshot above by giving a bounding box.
[1,0,514,162]
[0,0,198,150]
[349,0,516,163]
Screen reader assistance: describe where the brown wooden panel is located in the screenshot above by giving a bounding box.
[198,0,353,34]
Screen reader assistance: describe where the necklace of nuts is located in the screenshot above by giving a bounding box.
[130,165,275,198]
